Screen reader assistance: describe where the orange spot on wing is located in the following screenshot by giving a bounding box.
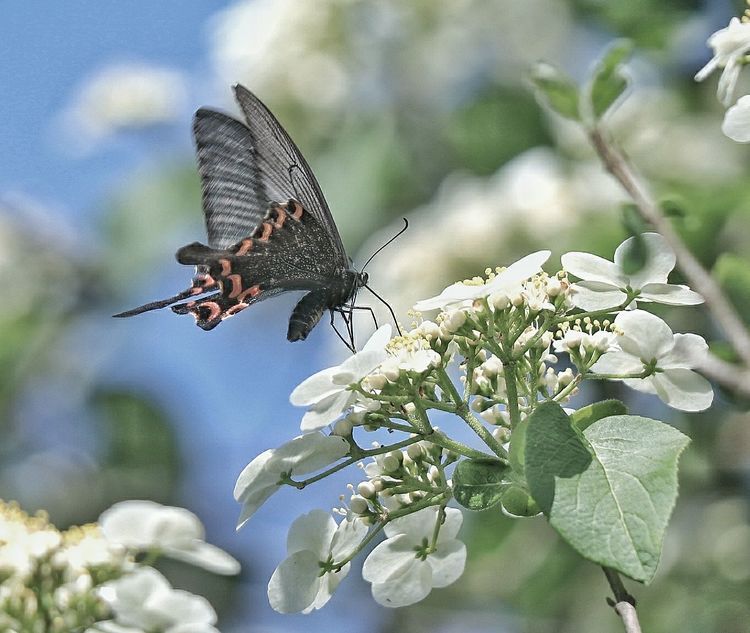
[273,207,288,228]
[219,259,232,276]
[258,222,273,241]
[225,303,248,317]
[227,274,243,298]
[238,284,261,301]
[287,200,304,220]
[200,302,221,322]
[235,239,253,256]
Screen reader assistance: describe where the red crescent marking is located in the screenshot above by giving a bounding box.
[274,207,287,229]
[258,223,273,241]
[227,274,243,298]
[235,239,253,256]
[238,284,261,301]
[200,302,222,322]
[226,303,247,316]
[190,287,202,295]
[290,201,303,220]
[219,259,231,276]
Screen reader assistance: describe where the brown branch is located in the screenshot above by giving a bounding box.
[589,126,750,395]
[602,567,642,633]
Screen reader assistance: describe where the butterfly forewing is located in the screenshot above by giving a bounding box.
[232,85,348,265]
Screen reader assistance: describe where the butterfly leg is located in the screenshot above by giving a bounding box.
[349,304,379,330]
[329,309,356,352]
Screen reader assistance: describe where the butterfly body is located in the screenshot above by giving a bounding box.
[115,85,367,345]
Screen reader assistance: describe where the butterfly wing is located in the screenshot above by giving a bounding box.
[193,84,348,267]
[231,84,348,264]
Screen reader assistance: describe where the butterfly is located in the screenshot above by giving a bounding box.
[114,84,372,349]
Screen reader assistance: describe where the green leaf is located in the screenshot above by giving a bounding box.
[530,62,581,121]
[570,399,627,432]
[452,458,509,511]
[525,402,689,583]
[500,484,540,518]
[589,40,633,119]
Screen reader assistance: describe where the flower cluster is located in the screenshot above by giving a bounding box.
[0,499,238,633]
[234,233,712,614]
[695,3,750,142]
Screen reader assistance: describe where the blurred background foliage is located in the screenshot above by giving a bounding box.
[1,1,750,631]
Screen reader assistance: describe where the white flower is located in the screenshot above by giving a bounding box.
[267,510,368,613]
[234,432,350,528]
[413,251,551,312]
[95,568,218,633]
[590,310,713,411]
[61,63,187,150]
[695,17,750,106]
[722,94,750,142]
[362,506,466,607]
[290,325,392,431]
[54,528,124,578]
[562,233,703,311]
[99,501,239,575]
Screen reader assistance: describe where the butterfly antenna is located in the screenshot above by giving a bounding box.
[359,219,409,274]
[364,284,402,337]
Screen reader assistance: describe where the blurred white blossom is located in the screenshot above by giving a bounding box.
[95,568,219,633]
[61,62,187,150]
[722,94,750,142]
[100,500,239,575]
[695,17,750,106]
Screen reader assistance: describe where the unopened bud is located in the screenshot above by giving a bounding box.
[333,418,353,436]
[357,481,377,499]
[349,495,369,515]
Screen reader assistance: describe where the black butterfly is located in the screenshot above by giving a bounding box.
[115,84,373,349]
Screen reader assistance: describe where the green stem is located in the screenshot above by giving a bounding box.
[437,367,508,460]
[503,360,522,428]
[287,436,423,488]
[428,431,496,460]
[586,371,647,380]
[512,313,556,359]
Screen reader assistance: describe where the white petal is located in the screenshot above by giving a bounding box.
[652,369,714,411]
[286,510,337,558]
[722,95,750,142]
[590,351,643,375]
[146,589,217,627]
[488,250,551,289]
[305,564,350,612]
[622,376,658,395]
[289,367,341,406]
[299,391,353,431]
[614,310,674,359]
[330,517,369,561]
[615,233,675,287]
[335,349,389,385]
[413,281,482,312]
[718,58,742,106]
[694,56,718,82]
[659,333,709,369]
[269,432,350,476]
[233,451,281,529]
[362,534,417,583]
[640,283,704,306]
[362,324,393,352]
[165,541,240,576]
[561,252,624,285]
[568,281,626,311]
[169,625,221,633]
[99,500,162,547]
[427,539,466,588]
[370,562,432,608]
[267,550,321,614]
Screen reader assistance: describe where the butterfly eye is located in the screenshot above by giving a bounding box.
[360,272,369,286]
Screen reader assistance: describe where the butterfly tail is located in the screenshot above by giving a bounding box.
[113,288,198,318]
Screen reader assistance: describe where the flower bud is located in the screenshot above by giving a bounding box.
[357,481,377,499]
[403,402,416,416]
[427,465,440,483]
[333,418,353,436]
[349,495,369,515]
[492,427,511,443]
[406,443,424,460]
[444,309,467,333]
[546,277,562,297]
[490,292,510,310]
[482,355,503,377]
[366,372,388,390]
[381,454,401,473]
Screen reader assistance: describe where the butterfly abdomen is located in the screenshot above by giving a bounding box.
[287,290,329,342]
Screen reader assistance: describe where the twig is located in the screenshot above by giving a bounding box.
[589,126,750,397]
[602,567,642,633]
